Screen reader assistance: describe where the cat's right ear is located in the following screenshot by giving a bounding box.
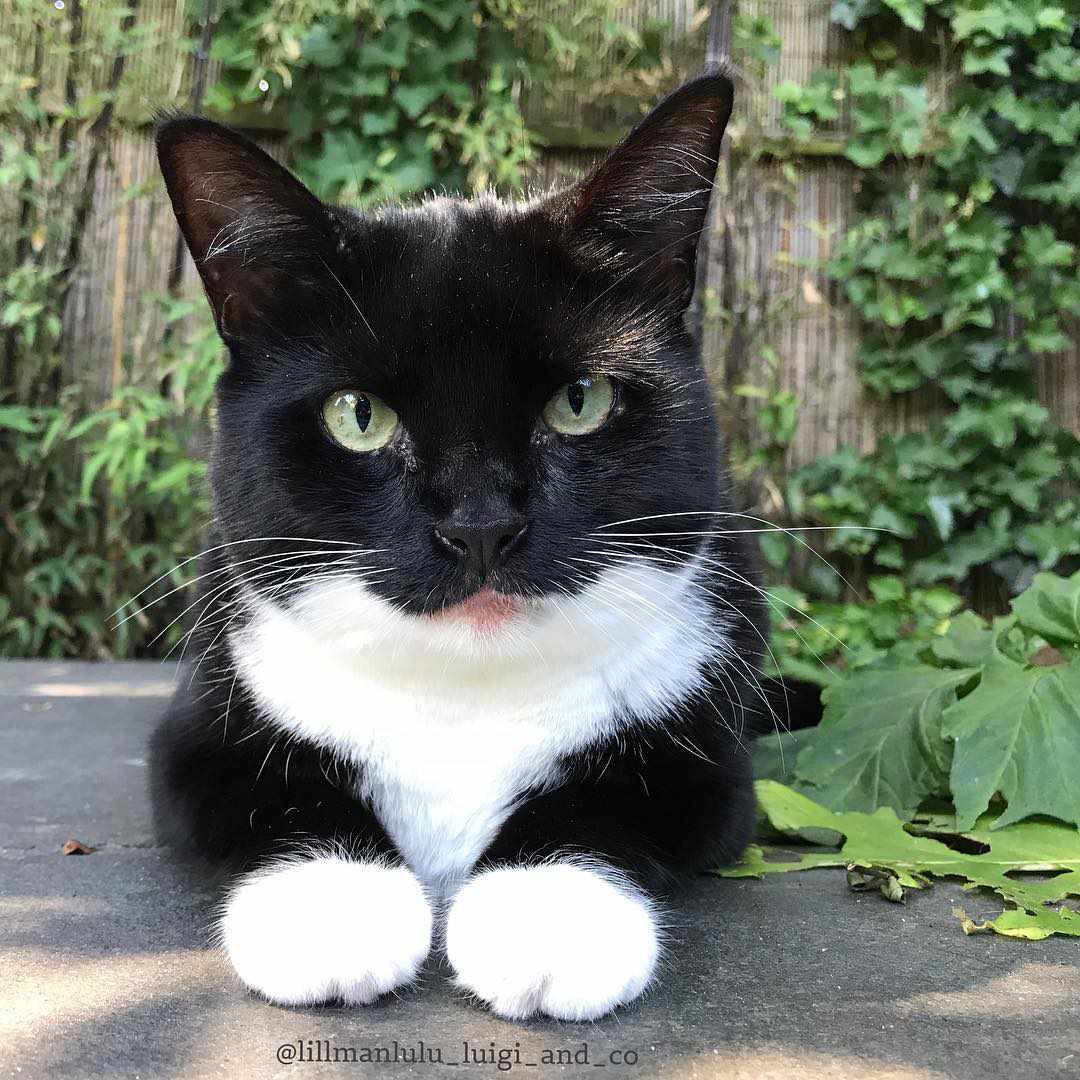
[156,116,333,339]
[552,71,733,310]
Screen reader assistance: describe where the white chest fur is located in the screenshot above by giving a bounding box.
[230,559,720,894]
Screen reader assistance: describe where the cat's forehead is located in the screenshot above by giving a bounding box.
[327,197,666,385]
[340,197,561,299]
[324,204,554,368]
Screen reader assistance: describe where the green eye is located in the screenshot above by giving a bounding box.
[322,390,398,452]
[542,375,615,436]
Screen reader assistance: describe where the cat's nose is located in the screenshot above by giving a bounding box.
[434,518,527,578]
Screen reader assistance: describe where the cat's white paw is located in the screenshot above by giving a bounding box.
[220,855,433,1006]
[445,861,660,1021]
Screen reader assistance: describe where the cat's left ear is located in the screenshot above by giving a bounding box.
[156,115,335,340]
[559,69,734,309]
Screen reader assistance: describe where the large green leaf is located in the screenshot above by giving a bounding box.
[753,728,818,785]
[794,664,976,817]
[787,574,1080,832]
[393,82,448,119]
[719,782,1080,939]
[929,609,1001,666]
[882,0,926,31]
[1012,570,1080,644]
[943,658,1080,829]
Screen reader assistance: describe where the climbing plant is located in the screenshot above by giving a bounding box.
[734,5,1080,940]
[0,2,226,659]
[769,1,1079,608]
[197,0,672,202]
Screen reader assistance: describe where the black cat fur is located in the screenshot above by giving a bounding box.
[150,68,769,1015]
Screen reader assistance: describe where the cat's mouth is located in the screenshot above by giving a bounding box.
[429,587,524,633]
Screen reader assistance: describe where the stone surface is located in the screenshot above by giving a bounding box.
[2,661,1078,1079]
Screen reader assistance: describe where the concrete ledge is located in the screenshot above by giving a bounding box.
[2,662,1077,1079]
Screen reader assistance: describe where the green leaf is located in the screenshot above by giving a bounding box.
[753,729,820,784]
[414,1,466,31]
[360,23,410,69]
[882,0,925,31]
[146,461,203,495]
[961,906,1079,941]
[79,452,109,503]
[963,45,1013,77]
[303,25,350,68]
[722,781,976,889]
[910,520,1013,584]
[830,0,875,30]
[952,8,1008,40]
[926,494,957,541]
[758,530,790,570]
[867,575,904,603]
[1036,7,1068,31]
[1018,524,1080,571]
[949,813,1080,936]
[393,82,446,119]
[944,658,1080,829]
[989,148,1025,195]
[720,783,1080,939]
[795,664,976,818]
[67,412,112,440]
[930,611,1001,668]
[846,138,888,168]
[0,406,38,434]
[1012,571,1080,644]
[361,108,399,136]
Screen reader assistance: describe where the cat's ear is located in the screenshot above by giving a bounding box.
[156,116,334,338]
[560,70,734,309]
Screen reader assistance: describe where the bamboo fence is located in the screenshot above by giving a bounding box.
[1,0,1075,470]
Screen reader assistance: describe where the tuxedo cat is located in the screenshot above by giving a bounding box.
[151,68,766,1021]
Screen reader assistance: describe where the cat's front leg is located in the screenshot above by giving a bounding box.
[152,694,435,1006]
[445,730,754,1021]
[221,849,434,1006]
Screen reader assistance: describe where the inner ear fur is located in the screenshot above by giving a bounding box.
[156,115,335,338]
[557,69,734,308]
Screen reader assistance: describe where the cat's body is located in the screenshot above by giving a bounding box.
[151,70,768,1020]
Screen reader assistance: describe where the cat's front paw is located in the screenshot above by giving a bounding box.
[220,855,432,1006]
[445,861,660,1021]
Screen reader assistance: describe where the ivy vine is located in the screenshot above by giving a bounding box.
[773,0,1079,610]
[198,0,663,203]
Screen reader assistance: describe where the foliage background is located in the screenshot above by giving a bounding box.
[0,0,1076,666]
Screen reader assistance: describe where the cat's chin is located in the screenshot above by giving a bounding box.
[428,587,523,634]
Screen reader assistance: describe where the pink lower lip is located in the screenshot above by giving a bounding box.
[431,587,523,632]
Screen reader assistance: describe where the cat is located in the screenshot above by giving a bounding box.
[150,67,767,1022]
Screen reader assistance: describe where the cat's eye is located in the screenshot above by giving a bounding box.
[542,376,615,436]
[322,390,399,452]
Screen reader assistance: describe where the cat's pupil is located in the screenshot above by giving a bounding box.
[354,395,372,432]
[567,381,586,416]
